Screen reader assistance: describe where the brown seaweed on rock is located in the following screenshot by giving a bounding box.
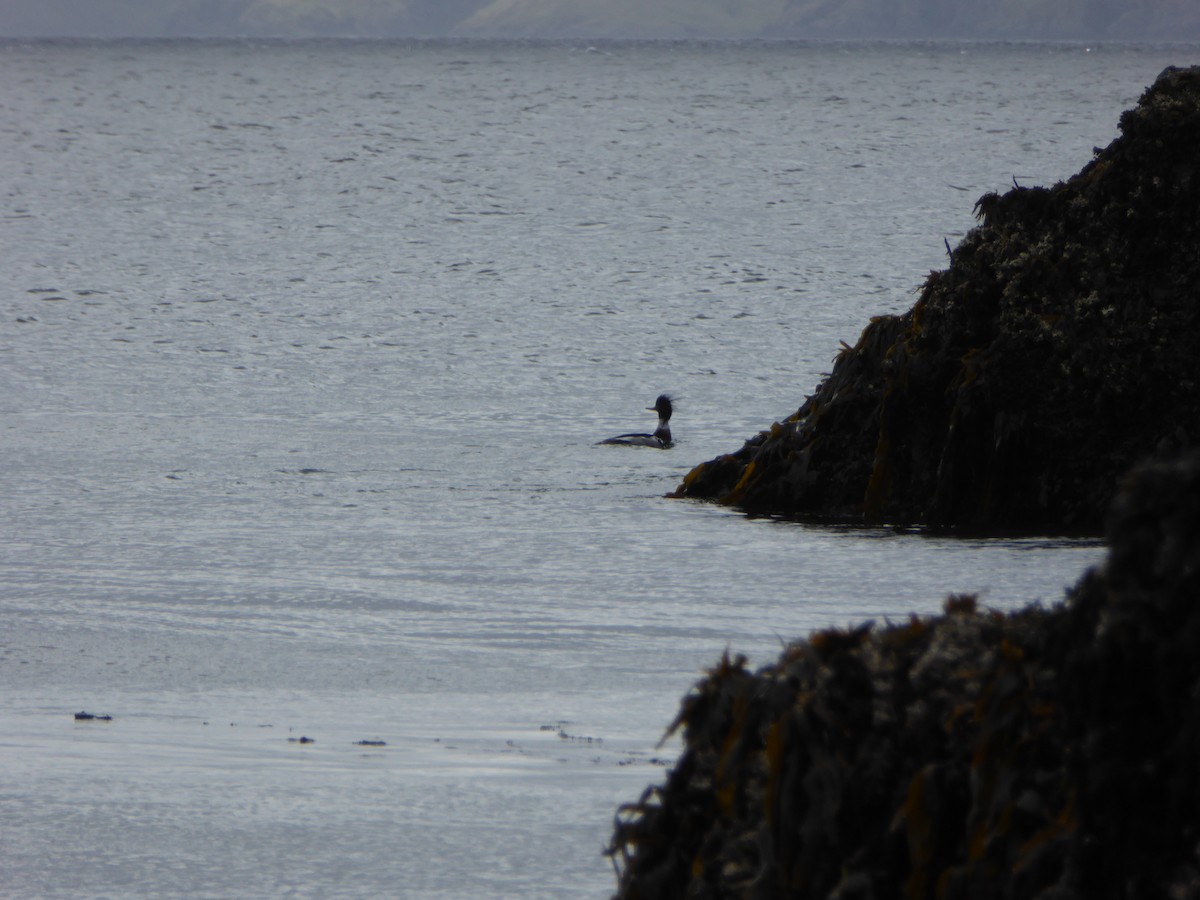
[674,65,1200,534]
[610,453,1200,899]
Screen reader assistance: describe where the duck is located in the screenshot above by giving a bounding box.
[599,394,674,448]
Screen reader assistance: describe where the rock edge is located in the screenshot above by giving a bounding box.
[611,452,1200,899]
[674,66,1200,535]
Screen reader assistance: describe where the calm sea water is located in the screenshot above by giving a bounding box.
[2,38,1192,898]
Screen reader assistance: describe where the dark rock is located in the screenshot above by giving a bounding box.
[610,453,1200,899]
[674,66,1200,535]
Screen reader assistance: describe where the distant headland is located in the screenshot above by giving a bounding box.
[2,0,1199,41]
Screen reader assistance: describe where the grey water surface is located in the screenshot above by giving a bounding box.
[4,38,1189,898]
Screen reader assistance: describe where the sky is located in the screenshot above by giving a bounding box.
[1,0,1199,41]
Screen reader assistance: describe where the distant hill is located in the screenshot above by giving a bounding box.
[454,0,790,39]
[2,0,1199,39]
[456,0,1200,40]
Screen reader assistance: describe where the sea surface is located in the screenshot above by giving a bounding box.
[2,37,1193,898]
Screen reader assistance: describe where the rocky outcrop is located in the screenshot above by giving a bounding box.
[674,66,1200,535]
[609,453,1200,899]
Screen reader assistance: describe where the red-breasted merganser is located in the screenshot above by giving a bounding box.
[599,395,674,449]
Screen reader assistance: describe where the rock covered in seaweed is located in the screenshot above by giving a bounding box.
[610,453,1200,899]
[674,65,1200,534]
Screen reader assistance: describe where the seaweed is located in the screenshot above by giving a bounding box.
[612,454,1200,898]
[674,66,1200,535]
